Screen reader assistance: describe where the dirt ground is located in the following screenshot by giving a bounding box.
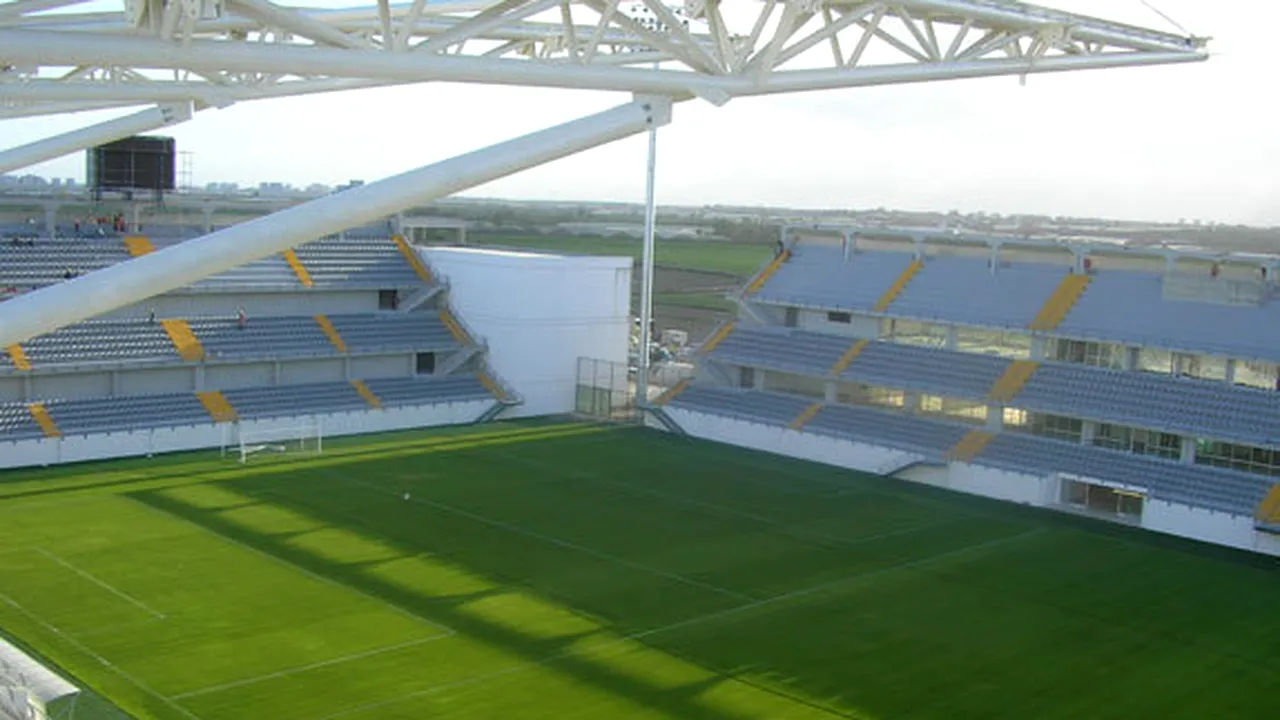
[633,266,741,341]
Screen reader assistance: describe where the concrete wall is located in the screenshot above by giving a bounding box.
[662,408,1280,558]
[0,399,491,470]
[424,247,632,418]
[797,309,879,339]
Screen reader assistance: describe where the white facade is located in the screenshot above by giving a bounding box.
[663,408,1280,558]
[423,247,632,418]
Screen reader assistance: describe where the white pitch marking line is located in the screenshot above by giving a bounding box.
[314,526,1044,720]
[125,497,457,640]
[0,588,204,720]
[172,634,448,700]
[34,547,166,620]
[331,471,758,603]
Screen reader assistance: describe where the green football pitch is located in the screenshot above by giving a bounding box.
[1,420,1277,720]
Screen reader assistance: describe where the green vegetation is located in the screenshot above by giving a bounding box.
[1,421,1277,719]
[653,292,737,313]
[467,234,773,276]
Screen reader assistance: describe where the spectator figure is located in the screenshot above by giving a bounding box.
[63,267,73,280]
[73,218,81,236]
[775,238,785,258]
[236,307,248,330]
[148,307,157,324]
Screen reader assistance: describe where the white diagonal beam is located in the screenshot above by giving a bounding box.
[0,95,674,348]
[0,102,194,175]
[229,0,367,50]
[415,0,560,54]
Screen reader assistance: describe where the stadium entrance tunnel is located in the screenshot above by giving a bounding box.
[1060,475,1144,523]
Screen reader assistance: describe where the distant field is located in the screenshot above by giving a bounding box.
[1,420,1277,719]
[467,234,773,276]
[652,292,737,313]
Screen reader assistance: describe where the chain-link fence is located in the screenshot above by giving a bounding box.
[575,357,696,423]
[575,357,635,422]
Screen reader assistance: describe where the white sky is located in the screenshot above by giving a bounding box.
[5,1,1276,226]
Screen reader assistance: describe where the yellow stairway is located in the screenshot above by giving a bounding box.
[699,322,736,354]
[314,315,348,353]
[831,339,869,375]
[947,430,995,463]
[743,250,791,296]
[5,344,31,371]
[1028,273,1092,331]
[196,391,239,423]
[477,370,510,402]
[655,378,691,406]
[440,308,473,345]
[122,235,155,257]
[1255,484,1280,524]
[351,380,383,409]
[27,403,61,438]
[988,360,1040,404]
[282,249,314,287]
[873,260,924,312]
[161,319,205,362]
[789,403,823,431]
[394,235,434,283]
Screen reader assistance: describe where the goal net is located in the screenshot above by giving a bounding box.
[227,422,323,464]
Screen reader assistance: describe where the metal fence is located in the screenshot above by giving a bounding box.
[575,356,635,422]
[575,357,695,423]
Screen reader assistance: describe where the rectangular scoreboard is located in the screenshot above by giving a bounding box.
[87,136,176,193]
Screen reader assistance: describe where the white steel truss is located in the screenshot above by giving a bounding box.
[0,1,1208,349]
[2,1,1207,117]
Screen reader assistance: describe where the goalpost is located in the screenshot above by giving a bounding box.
[223,421,324,463]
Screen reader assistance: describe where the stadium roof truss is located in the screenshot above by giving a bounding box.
[0,0,1208,347]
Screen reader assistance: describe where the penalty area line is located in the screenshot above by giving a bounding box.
[34,547,166,620]
[172,634,449,700]
[0,588,204,720]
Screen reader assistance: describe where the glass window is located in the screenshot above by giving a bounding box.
[827,311,852,324]
[1195,440,1280,478]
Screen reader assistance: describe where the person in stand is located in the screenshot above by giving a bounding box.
[148,308,157,324]
[236,307,248,330]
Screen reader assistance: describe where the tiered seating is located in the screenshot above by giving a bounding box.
[708,326,848,375]
[0,238,129,287]
[889,256,1068,328]
[364,376,492,406]
[1,320,177,369]
[0,405,43,441]
[807,403,972,457]
[0,375,494,440]
[292,238,422,287]
[839,342,1009,399]
[42,394,209,436]
[668,385,813,427]
[980,432,1272,515]
[1056,271,1280,362]
[1018,363,1280,448]
[753,245,916,310]
[188,255,300,289]
[222,381,371,420]
[191,317,334,359]
[1,313,460,370]
[327,314,459,353]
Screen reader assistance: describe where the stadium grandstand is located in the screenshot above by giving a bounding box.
[0,221,525,468]
[658,226,1280,556]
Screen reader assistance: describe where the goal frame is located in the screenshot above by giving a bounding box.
[222,421,324,464]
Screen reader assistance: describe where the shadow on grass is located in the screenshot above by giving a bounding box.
[126,453,837,719]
